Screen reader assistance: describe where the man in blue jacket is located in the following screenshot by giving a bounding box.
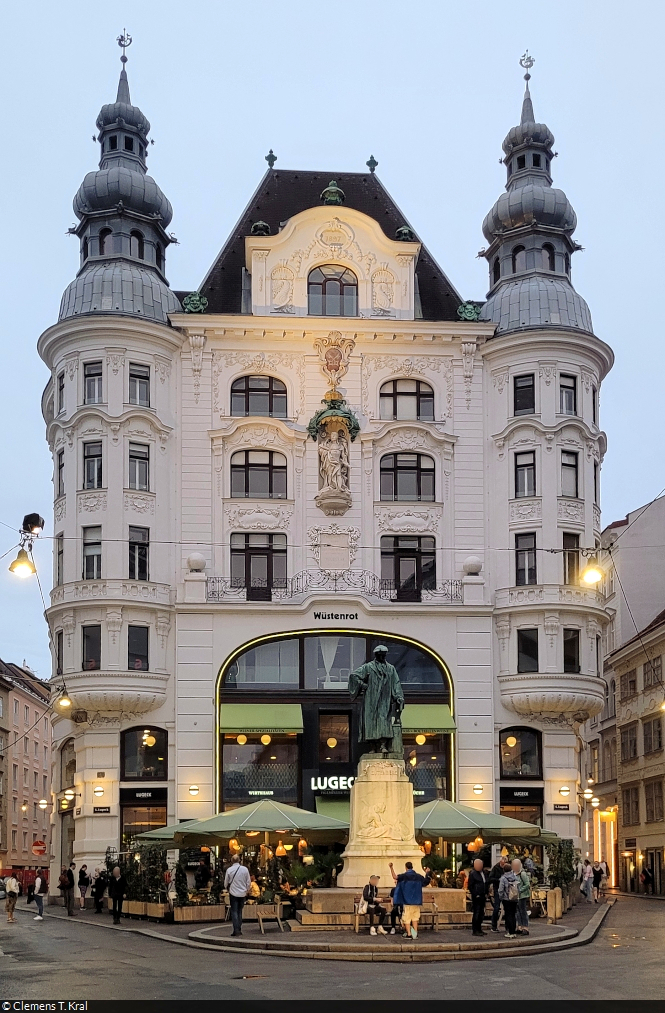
[389,861,431,939]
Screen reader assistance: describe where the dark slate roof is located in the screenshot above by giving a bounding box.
[197,170,462,319]
[0,659,50,703]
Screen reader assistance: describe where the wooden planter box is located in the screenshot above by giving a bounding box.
[174,904,226,923]
[146,902,170,920]
[125,900,147,917]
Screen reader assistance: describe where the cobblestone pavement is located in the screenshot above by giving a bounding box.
[0,896,662,1001]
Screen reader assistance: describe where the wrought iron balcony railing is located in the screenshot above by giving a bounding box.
[206,569,462,605]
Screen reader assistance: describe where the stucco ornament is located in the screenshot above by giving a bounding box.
[182,292,208,313]
[457,301,483,321]
[309,392,359,516]
[313,331,355,392]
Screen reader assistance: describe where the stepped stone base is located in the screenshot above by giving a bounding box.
[294,888,469,931]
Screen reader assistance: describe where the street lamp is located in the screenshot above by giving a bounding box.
[93,785,104,797]
[8,548,36,577]
[473,784,484,795]
[591,797,600,808]
[559,785,571,797]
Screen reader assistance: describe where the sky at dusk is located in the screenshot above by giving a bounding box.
[1,0,663,678]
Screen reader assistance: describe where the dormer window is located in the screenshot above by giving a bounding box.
[308,266,357,316]
[512,246,526,273]
[109,135,118,151]
[516,155,526,170]
[124,136,134,152]
[130,231,145,260]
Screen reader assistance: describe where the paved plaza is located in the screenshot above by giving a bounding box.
[0,896,663,1001]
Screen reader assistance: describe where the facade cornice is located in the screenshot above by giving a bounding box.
[492,415,608,459]
[361,420,457,450]
[481,328,614,380]
[609,622,665,670]
[47,406,173,450]
[38,314,183,367]
[209,416,308,445]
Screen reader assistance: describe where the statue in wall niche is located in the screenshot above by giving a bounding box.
[318,429,349,493]
[348,645,404,755]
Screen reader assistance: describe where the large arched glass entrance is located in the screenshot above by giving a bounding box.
[216,629,455,815]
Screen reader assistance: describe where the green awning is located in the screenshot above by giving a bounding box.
[220,703,303,734]
[315,797,350,823]
[401,704,456,734]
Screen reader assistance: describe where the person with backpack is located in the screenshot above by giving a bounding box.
[5,873,19,924]
[78,865,91,910]
[488,855,507,932]
[498,862,520,939]
[33,869,48,921]
[512,858,531,935]
[59,862,76,916]
[92,867,108,913]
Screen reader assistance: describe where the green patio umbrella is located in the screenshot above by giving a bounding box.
[135,819,199,843]
[414,799,544,842]
[172,799,349,846]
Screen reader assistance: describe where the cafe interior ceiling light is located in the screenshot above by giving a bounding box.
[467,842,476,852]
[303,855,314,865]
[326,737,338,748]
[229,838,240,852]
[474,836,484,849]
[423,840,432,854]
[144,735,156,748]
[505,735,517,748]
[93,785,104,797]
[298,838,307,850]
[284,844,294,851]
[473,784,483,795]
[274,840,286,856]
[261,734,272,746]
[559,785,571,797]
[237,734,248,745]
[188,785,200,796]
[245,831,260,837]
[415,734,427,745]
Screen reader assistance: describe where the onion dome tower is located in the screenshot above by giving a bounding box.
[59,35,181,322]
[480,54,591,334]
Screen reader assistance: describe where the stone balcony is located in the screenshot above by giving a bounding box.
[51,669,169,717]
[204,569,464,605]
[498,671,605,723]
[50,579,172,607]
[495,583,605,610]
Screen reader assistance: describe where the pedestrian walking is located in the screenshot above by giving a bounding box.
[33,869,47,920]
[582,859,594,903]
[91,867,107,913]
[512,859,531,934]
[640,866,654,895]
[498,863,519,939]
[59,862,76,915]
[108,866,127,924]
[488,855,507,932]
[362,875,388,936]
[78,865,91,910]
[390,861,431,940]
[5,874,19,924]
[224,855,251,937]
[599,858,608,895]
[468,858,488,936]
[592,861,603,903]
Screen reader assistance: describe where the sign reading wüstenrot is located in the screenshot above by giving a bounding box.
[312,611,359,620]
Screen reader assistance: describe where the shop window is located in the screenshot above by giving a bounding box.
[380,535,436,602]
[517,629,539,673]
[563,628,580,673]
[403,733,449,803]
[563,533,579,585]
[221,733,298,808]
[121,727,168,780]
[128,626,149,671]
[307,265,358,316]
[231,375,287,418]
[319,714,350,763]
[230,532,286,601]
[129,363,150,407]
[305,636,367,691]
[513,374,535,416]
[515,532,537,585]
[225,638,299,688]
[380,453,435,501]
[82,625,101,670]
[499,727,542,779]
[60,738,76,790]
[514,451,535,498]
[499,804,542,827]
[121,805,166,848]
[379,379,434,421]
[231,450,286,499]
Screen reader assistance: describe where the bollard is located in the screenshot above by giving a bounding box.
[546,888,557,923]
[555,886,563,919]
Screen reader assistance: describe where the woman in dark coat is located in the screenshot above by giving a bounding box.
[108,866,127,924]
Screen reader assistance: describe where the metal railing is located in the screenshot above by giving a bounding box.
[206,570,462,605]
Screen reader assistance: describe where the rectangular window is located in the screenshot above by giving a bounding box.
[644,717,663,754]
[33,771,38,790]
[57,450,65,497]
[56,534,64,586]
[514,374,535,416]
[380,535,436,602]
[22,832,27,852]
[23,768,28,786]
[645,781,664,823]
[620,669,637,700]
[82,625,101,671]
[128,626,149,671]
[83,361,103,404]
[319,713,350,764]
[34,739,38,758]
[57,372,65,414]
[563,532,579,585]
[56,630,63,675]
[561,451,579,498]
[12,764,18,789]
[129,363,150,407]
[24,705,29,724]
[517,628,539,673]
[23,736,28,754]
[11,830,16,850]
[563,628,580,673]
[128,443,149,491]
[644,656,662,688]
[43,774,48,794]
[515,451,536,498]
[43,750,47,771]
[128,526,149,581]
[230,532,287,602]
[620,723,638,761]
[594,462,599,505]
[82,526,102,580]
[592,385,598,425]
[559,374,577,415]
[13,699,18,721]
[83,441,103,489]
[515,532,537,586]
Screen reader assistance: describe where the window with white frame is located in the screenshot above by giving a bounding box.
[128,443,149,491]
[559,374,577,415]
[561,451,579,498]
[83,361,103,404]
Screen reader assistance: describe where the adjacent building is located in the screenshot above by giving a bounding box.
[39,47,614,876]
[0,661,51,872]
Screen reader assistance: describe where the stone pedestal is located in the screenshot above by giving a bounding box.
[337,753,423,888]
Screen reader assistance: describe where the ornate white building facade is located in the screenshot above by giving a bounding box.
[39,51,613,873]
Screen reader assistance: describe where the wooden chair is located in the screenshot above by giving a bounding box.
[256,902,284,934]
[531,887,547,918]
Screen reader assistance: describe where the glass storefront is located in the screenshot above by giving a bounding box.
[121,727,168,780]
[121,805,167,848]
[222,733,299,809]
[499,727,542,779]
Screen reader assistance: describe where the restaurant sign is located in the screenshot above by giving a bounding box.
[311,775,355,794]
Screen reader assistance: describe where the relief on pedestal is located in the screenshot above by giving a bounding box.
[356,800,411,842]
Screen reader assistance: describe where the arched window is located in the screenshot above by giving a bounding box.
[564,252,571,276]
[308,265,358,316]
[499,727,542,779]
[380,453,435,502]
[231,450,287,499]
[155,243,163,272]
[82,237,89,261]
[121,726,167,780]
[98,228,112,256]
[492,257,500,284]
[512,246,527,273]
[130,231,145,260]
[60,738,76,791]
[542,244,556,271]
[379,379,434,421]
[231,375,287,418]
